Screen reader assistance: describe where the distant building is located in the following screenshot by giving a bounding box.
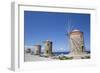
[25,48,31,53]
[69,29,85,55]
[44,40,52,57]
[33,45,41,55]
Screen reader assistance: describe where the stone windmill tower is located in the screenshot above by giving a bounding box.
[65,16,89,59]
[33,45,41,55]
[69,29,85,55]
[44,40,52,57]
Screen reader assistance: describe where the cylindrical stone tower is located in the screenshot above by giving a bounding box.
[33,45,41,55]
[44,40,52,57]
[69,29,85,55]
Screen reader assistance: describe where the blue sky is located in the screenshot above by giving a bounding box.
[24,11,90,52]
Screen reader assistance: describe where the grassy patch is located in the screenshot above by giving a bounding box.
[58,56,73,60]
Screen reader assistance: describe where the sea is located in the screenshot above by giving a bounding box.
[53,52,69,55]
[40,52,69,56]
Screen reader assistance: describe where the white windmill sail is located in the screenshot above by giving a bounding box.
[66,15,75,53]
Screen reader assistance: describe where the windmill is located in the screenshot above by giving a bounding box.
[43,40,52,57]
[66,15,85,56]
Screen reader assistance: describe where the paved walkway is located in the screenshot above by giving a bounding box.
[25,54,53,62]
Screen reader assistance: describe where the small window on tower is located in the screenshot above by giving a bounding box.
[82,46,84,52]
[46,50,48,53]
[47,44,49,46]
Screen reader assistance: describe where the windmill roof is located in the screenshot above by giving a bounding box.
[72,29,80,32]
[70,29,83,35]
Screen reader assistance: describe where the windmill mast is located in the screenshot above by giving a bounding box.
[66,15,74,53]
